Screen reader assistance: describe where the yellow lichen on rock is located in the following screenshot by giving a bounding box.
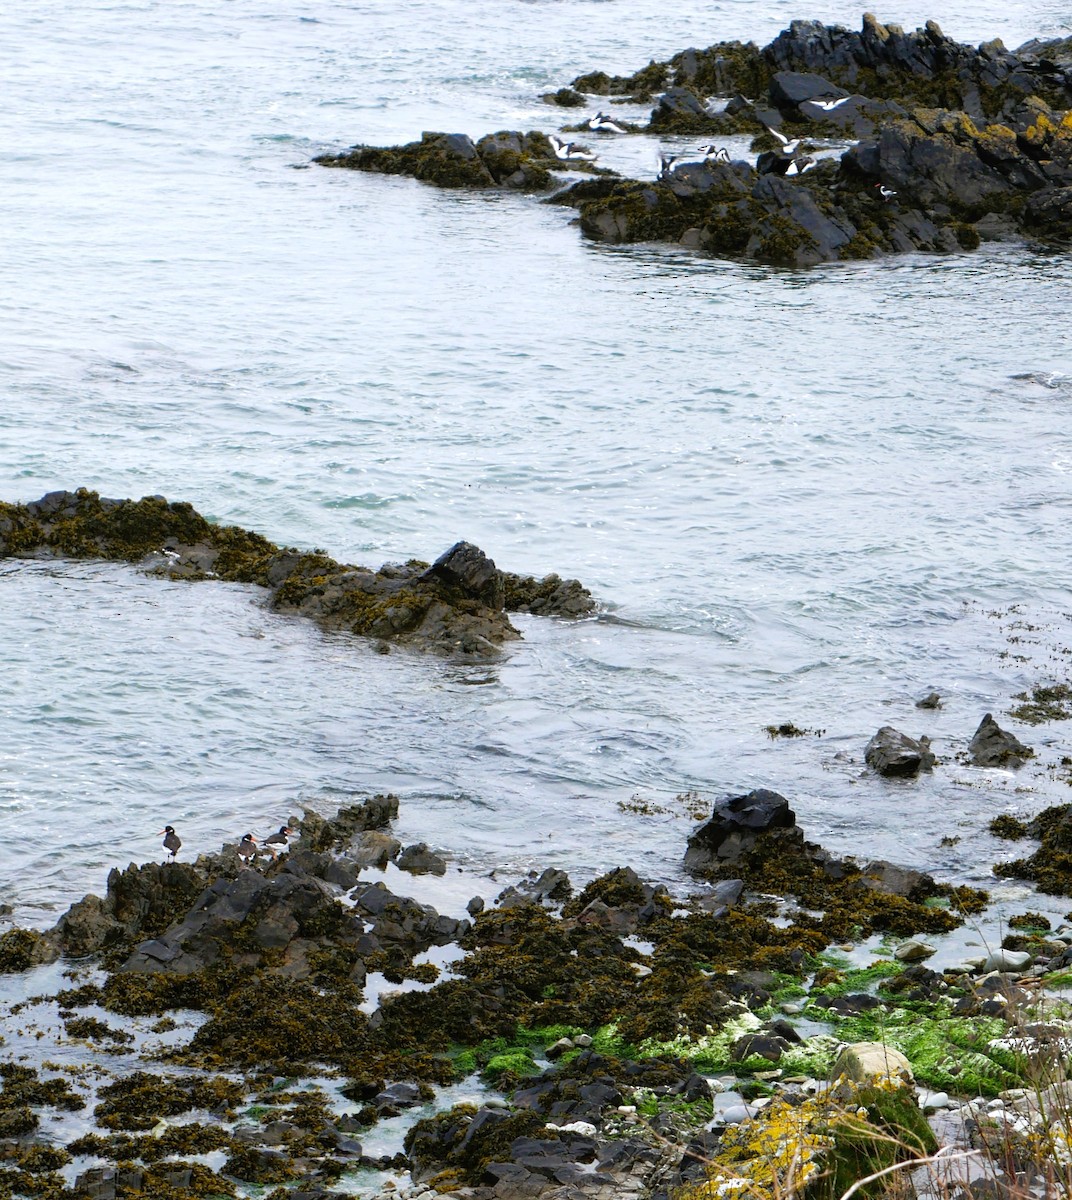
[675,1076,934,1200]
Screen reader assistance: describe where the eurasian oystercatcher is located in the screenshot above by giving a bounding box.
[237,833,258,864]
[262,826,293,859]
[159,826,181,862]
[760,123,802,155]
[588,111,627,133]
[549,134,597,161]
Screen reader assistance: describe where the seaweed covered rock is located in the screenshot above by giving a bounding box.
[684,788,986,939]
[684,789,796,872]
[121,864,362,979]
[501,569,596,617]
[314,130,561,190]
[0,491,594,655]
[992,803,1072,894]
[571,15,1072,123]
[55,861,209,961]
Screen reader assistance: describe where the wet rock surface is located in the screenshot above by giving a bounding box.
[315,16,1072,266]
[315,130,567,190]
[3,770,1072,1200]
[0,490,595,656]
[969,711,1034,766]
[865,725,936,776]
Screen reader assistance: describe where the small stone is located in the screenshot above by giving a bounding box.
[574,1033,593,1047]
[781,1002,804,1015]
[546,1037,575,1060]
[918,1090,951,1110]
[894,940,936,962]
[720,1104,759,1124]
[916,692,942,709]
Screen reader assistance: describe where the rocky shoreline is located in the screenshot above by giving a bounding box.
[2,764,1072,1200]
[315,15,1072,266]
[0,490,594,656]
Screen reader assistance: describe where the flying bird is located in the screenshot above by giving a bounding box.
[548,134,597,161]
[808,95,853,111]
[760,123,802,155]
[588,111,627,133]
[698,145,731,163]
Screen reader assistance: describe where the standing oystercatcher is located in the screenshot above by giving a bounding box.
[262,826,293,859]
[237,833,258,865]
[159,826,181,862]
[698,145,731,163]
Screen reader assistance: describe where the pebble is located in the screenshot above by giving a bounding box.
[781,1002,804,1014]
[917,1090,951,1110]
[574,1033,593,1047]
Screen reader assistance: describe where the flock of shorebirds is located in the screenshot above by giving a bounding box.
[546,105,898,200]
[158,824,293,865]
[546,109,818,180]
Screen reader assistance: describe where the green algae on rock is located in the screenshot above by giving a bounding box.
[0,489,595,656]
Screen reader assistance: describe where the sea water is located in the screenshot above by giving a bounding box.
[2,0,1072,926]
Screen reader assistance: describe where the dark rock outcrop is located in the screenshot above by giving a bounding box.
[0,491,595,655]
[315,130,579,189]
[684,789,796,872]
[396,843,448,875]
[865,726,936,777]
[969,713,1033,766]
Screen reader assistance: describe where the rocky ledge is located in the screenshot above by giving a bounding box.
[316,16,1072,266]
[315,130,607,189]
[559,100,1072,265]
[3,781,1072,1200]
[0,489,595,655]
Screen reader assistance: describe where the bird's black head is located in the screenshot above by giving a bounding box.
[164,826,175,834]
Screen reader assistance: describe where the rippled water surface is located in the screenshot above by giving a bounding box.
[3,0,1072,924]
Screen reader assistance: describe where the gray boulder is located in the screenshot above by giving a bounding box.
[770,70,847,107]
[864,726,936,777]
[969,713,1032,766]
[396,842,447,875]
